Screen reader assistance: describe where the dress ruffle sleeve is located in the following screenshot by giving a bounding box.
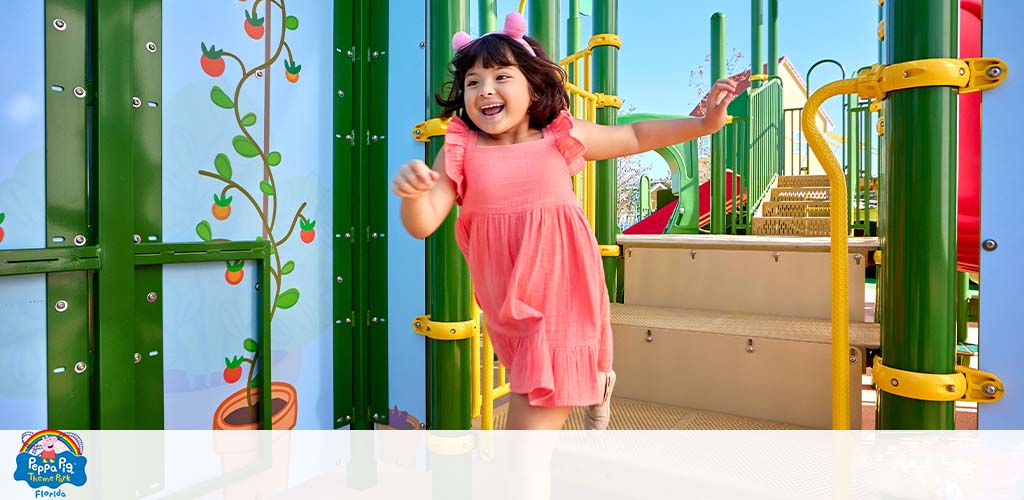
[547,110,588,176]
[443,116,470,205]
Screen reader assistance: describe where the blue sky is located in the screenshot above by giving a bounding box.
[485,0,880,175]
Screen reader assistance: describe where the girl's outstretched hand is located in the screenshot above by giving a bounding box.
[702,78,740,133]
[392,159,440,198]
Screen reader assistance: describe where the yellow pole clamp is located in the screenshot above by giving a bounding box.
[412,117,451,142]
[413,315,477,341]
[877,19,884,42]
[876,117,885,136]
[595,93,622,109]
[855,58,1008,101]
[872,356,1004,403]
[750,73,769,82]
[598,245,620,257]
[587,34,623,51]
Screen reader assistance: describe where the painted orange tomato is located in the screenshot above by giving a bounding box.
[223,366,242,384]
[299,219,316,244]
[0,226,5,244]
[225,260,245,285]
[284,60,302,84]
[244,11,265,40]
[200,42,225,77]
[212,194,232,220]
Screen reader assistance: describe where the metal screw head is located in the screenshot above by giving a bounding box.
[55,300,69,312]
[256,70,264,79]
[146,292,158,303]
[372,413,379,421]
[986,66,1003,79]
[132,97,142,108]
[371,233,379,239]
[449,328,456,335]
[419,41,426,48]
[372,51,379,58]
[982,239,998,251]
[338,90,345,98]
[347,415,352,421]
[772,251,781,262]
[849,355,857,363]
[645,334,653,343]
[133,234,142,244]
[690,249,697,260]
[902,71,910,78]
[74,362,87,374]
[336,276,344,284]
[415,321,422,329]
[53,19,67,30]
[959,68,966,76]
[946,384,957,393]
[372,317,379,323]
[983,383,998,396]
[890,378,899,387]
[255,282,260,290]
[73,86,87,98]
[854,254,862,265]
[345,134,354,142]
[345,318,352,324]
[371,135,379,142]
[146,41,157,53]
[347,49,355,57]
[73,234,87,246]
[134,353,142,364]
[414,129,422,136]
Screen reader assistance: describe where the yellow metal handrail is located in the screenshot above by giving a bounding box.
[802,57,1006,430]
[559,35,623,229]
[473,299,511,430]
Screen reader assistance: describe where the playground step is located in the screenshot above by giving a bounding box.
[752,216,832,236]
[769,186,830,202]
[761,200,831,218]
[776,175,831,188]
[610,303,876,429]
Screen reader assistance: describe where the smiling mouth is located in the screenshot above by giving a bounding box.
[480,104,504,116]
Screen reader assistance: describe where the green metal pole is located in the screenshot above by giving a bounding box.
[750,0,763,87]
[528,0,559,60]
[594,0,618,297]
[767,0,778,77]
[878,0,957,430]
[710,13,726,234]
[427,0,472,431]
[479,0,496,34]
[568,0,582,55]
[96,0,137,429]
[846,97,858,234]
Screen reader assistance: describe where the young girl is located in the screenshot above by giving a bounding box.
[393,13,737,430]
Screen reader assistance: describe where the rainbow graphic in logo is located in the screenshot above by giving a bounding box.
[14,430,87,490]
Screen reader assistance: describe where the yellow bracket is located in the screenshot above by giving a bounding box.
[749,74,769,82]
[877,19,884,41]
[587,34,622,51]
[413,315,477,341]
[856,58,1008,101]
[412,117,451,142]
[599,245,620,257]
[876,116,885,136]
[873,250,882,266]
[869,100,882,113]
[725,115,734,125]
[595,93,622,109]
[872,356,1004,403]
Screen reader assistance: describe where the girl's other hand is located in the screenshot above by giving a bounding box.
[702,78,740,133]
[392,159,440,198]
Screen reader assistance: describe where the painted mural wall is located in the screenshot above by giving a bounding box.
[0,2,48,430]
[162,0,335,430]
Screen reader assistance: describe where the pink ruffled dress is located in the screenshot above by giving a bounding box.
[443,110,613,407]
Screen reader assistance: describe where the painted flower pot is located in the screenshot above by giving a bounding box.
[213,382,298,430]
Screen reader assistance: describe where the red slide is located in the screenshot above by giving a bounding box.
[623,171,743,234]
[959,0,982,273]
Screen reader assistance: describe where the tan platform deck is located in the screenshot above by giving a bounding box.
[611,303,881,348]
[617,234,880,255]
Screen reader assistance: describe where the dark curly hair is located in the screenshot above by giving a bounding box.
[436,33,568,132]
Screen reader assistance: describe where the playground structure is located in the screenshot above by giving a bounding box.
[0,0,1019,442]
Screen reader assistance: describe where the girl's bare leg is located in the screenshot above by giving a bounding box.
[505,393,571,430]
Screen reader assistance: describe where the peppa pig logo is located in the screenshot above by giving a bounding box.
[13,430,87,492]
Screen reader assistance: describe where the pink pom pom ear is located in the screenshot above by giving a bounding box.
[503,12,528,39]
[452,31,474,52]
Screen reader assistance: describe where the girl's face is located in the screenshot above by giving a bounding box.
[463,60,533,139]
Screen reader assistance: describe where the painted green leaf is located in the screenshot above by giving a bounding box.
[285,16,299,30]
[241,112,257,127]
[232,135,260,158]
[0,213,5,224]
[243,338,258,353]
[281,260,295,275]
[259,181,275,196]
[196,220,212,242]
[267,151,281,166]
[210,86,234,109]
[276,288,300,309]
[214,153,232,180]
[249,376,262,388]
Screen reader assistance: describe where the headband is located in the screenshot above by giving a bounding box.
[452,12,537,57]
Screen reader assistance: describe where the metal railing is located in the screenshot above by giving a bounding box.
[747,78,785,220]
[846,97,878,236]
[784,107,809,175]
